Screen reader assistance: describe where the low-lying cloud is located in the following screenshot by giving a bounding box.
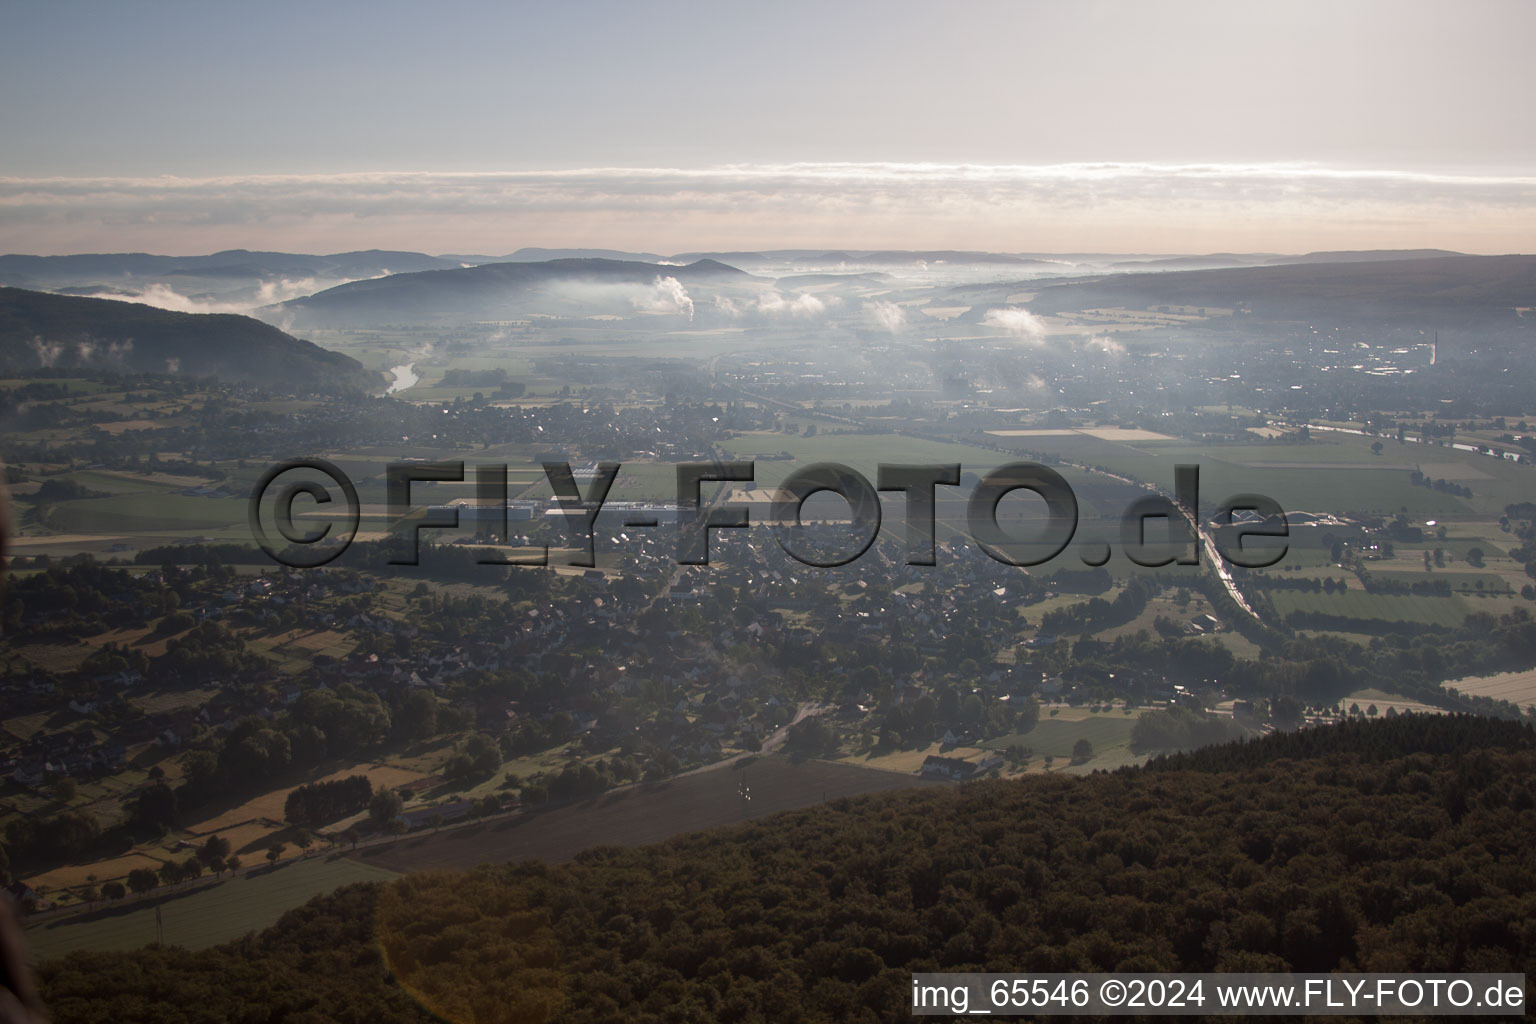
[711,290,831,320]
[1083,334,1125,355]
[26,336,132,369]
[70,276,372,317]
[867,299,906,333]
[755,291,827,317]
[4,163,1535,254]
[982,307,1047,342]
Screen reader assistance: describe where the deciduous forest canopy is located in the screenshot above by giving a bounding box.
[35,716,1536,1024]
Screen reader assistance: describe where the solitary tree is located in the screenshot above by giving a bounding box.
[369,787,404,826]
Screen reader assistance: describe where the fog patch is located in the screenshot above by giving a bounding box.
[983,307,1046,342]
[72,275,370,316]
[756,291,828,318]
[867,299,906,333]
[29,337,64,367]
[541,277,696,319]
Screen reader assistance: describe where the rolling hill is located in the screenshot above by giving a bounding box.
[1021,253,1536,328]
[273,257,758,326]
[0,287,382,392]
[0,249,461,290]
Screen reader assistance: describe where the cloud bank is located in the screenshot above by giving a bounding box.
[982,307,1047,342]
[3,163,1535,255]
[72,276,340,315]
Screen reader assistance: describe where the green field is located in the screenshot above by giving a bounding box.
[1267,589,1471,626]
[984,711,1144,770]
[45,492,249,534]
[721,430,1138,523]
[25,855,400,958]
[990,430,1530,518]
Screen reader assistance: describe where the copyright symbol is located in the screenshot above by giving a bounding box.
[248,459,360,568]
[1100,979,1126,1007]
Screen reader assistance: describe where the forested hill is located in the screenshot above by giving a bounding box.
[1020,254,1536,329]
[274,257,755,326]
[0,287,381,393]
[36,715,1536,1024]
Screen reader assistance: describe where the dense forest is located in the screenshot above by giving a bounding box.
[33,715,1536,1024]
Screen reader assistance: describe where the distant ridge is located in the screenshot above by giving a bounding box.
[275,256,757,326]
[0,249,459,290]
[501,247,665,263]
[1110,255,1264,270]
[1021,253,1536,327]
[673,249,1058,266]
[0,287,381,392]
[772,272,894,287]
[1267,248,1468,265]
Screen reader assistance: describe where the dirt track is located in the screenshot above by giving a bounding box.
[350,755,945,873]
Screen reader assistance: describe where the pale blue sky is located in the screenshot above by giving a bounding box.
[2,1,1533,252]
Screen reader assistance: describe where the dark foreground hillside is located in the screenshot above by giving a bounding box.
[0,287,380,392]
[37,716,1536,1024]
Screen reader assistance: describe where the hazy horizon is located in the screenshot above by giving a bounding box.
[4,1,1534,256]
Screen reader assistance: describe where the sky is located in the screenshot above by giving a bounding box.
[2,0,1533,255]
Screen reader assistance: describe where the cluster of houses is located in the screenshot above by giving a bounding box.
[4,500,1233,803]
[3,733,127,788]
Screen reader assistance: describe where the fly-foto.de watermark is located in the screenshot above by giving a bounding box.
[248,459,1290,571]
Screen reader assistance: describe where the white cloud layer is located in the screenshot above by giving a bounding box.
[982,307,1047,342]
[71,277,339,314]
[2,163,1535,254]
[755,291,827,318]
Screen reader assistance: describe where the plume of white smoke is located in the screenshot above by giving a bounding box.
[982,307,1047,342]
[631,276,694,319]
[165,357,181,373]
[867,299,906,333]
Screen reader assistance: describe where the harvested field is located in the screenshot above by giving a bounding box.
[1077,427,1176,442]
[208,821,285,857]
[25,853,167,891]
[183,763,433,835]
[25,856,400,958]
[1446,668,1536,708]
